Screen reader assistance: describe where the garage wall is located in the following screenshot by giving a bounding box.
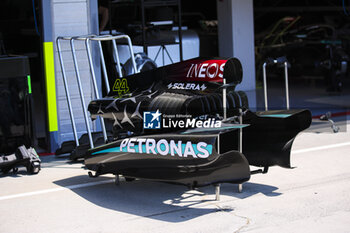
[51,0,99,145]
[217,0,256,109]
[217,0,255,91]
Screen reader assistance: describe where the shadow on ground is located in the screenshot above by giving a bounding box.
[53,175,281,222]
[0,168,33,177]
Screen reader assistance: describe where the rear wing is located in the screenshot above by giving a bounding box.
[108,57,243,97]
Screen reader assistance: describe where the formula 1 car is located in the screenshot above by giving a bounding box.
[84,57,311,189]
[255,16,349,92]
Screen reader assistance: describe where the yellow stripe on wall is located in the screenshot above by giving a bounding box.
[43,42,58,132]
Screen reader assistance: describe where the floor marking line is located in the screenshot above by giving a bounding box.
[2,142,349,201]
[0,179,114,201]
[293,142,350,154]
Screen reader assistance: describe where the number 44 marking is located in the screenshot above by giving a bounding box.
[113,78,130,96]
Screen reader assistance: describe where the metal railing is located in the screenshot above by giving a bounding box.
[56,34,137,149]
[262,58,290,111]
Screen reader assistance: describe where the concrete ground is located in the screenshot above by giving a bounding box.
[0,123,349,233]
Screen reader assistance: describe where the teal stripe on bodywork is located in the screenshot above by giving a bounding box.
[92,147,122,155]
[92,143,213,156]
[260,114,291,118]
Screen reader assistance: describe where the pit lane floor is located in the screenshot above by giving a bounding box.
[0,124,349,233]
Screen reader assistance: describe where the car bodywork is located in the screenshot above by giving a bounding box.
[84,57,311,188]
[255,17,349,92]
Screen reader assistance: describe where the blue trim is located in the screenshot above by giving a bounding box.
[49,132,59,152]
[32,0,40,36]
[41,0,52,42]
